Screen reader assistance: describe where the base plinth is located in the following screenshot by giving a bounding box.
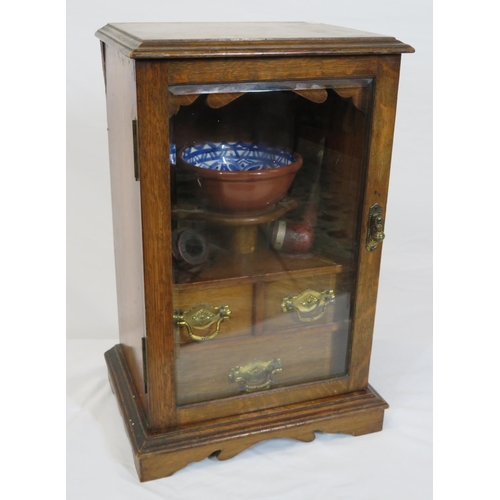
[105,344,389,482]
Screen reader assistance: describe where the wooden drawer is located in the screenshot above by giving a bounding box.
[262,273,350,333]
[176,325,349,405]
[173,282,253,345]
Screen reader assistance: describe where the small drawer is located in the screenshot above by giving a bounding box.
[176,326,349,405]
[173,282,253,345]
[262,273,350,333]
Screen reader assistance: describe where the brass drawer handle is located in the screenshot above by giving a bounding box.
[174,303,231,342]
[281,289,335,322]
[229,358,283,392]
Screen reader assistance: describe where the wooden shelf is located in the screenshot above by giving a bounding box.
[174,236,349,287]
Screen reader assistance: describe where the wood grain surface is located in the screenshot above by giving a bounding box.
[135,60,176,429]
[100,23,411,478]
[95,22,414,59]
[106,343,388,481]
[348,55,402,392]
[103,46,147,413]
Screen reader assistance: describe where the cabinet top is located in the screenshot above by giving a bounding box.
[96,22,414,59]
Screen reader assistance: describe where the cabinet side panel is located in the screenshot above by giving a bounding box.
[104,45,147,413]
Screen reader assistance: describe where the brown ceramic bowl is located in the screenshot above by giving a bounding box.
[178,142,303,214]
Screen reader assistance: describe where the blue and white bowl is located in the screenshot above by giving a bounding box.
[180,141,298,172]
[178,141,303,213]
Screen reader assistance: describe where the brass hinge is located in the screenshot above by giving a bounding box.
[99,41,107,93]
[141,336,148,393]
[132,119,140,181]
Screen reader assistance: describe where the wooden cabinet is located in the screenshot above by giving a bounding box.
[96,22,413,481]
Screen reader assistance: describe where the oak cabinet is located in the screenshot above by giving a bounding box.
[96,22,413,481]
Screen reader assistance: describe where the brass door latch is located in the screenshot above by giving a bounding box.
[366,203,385,252]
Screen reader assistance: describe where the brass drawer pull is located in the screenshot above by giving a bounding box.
[281,289,335,322]
[174,303,231,342]
[229,358,283,392]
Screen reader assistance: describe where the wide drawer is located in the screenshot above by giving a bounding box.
[173,282,253,345]
[262,272,351,333]
[176,325,349,405]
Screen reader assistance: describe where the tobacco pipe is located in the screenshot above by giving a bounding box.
[269,136,325,254]
[172,228,210,268]
[269,203,316,253]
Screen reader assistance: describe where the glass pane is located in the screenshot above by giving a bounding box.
[170,79,373,406]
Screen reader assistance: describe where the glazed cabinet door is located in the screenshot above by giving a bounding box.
[135,56,401,428]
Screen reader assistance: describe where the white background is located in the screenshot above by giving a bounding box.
[15,0,500,498]
[64,1,433,498]
[0,0,488,496]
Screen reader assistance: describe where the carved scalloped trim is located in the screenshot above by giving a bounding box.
[333,87,367,113]
[207,92,245,109]
[169,94,199,117]
[105,344,388,481]
[293,89,328,103]
[169,88,329,116]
